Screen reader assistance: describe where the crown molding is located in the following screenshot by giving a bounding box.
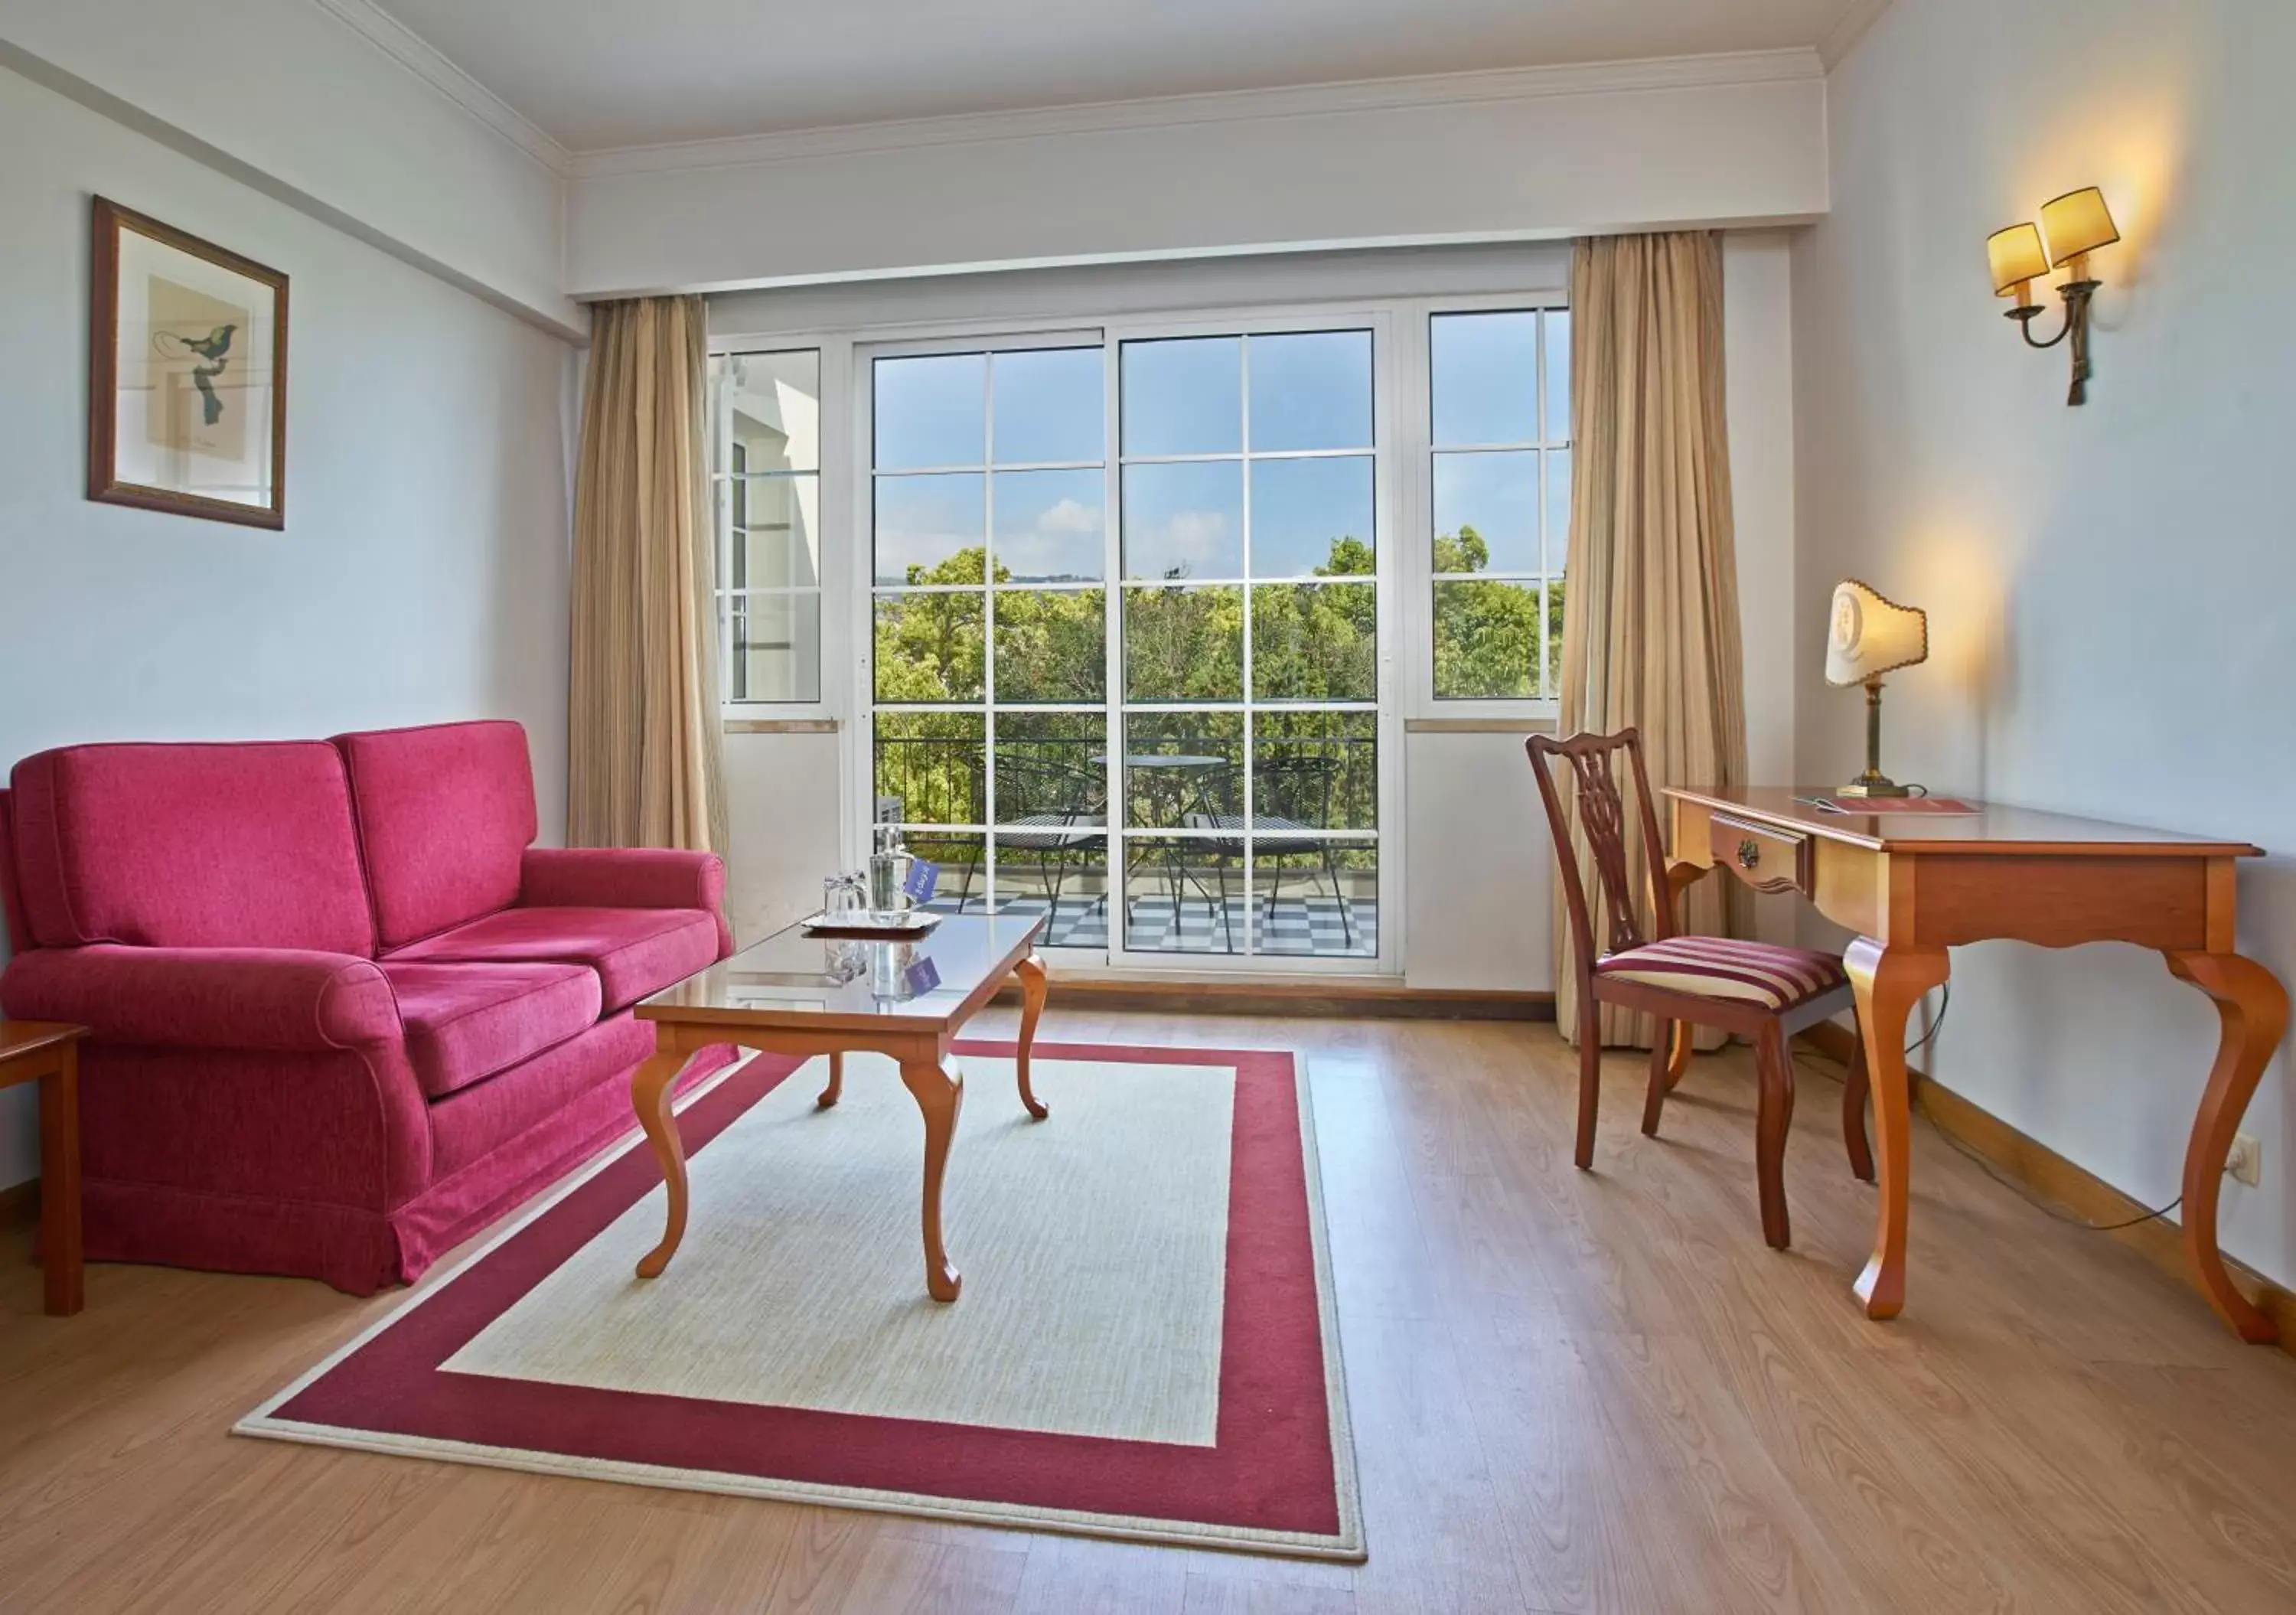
[569,47,1825,181]
[308,0,569,176]
[1818,0,1895,70]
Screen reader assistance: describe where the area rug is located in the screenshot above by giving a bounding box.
[236,1042,1362,1560]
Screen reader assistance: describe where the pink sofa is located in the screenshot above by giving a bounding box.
[0,719,734,1294]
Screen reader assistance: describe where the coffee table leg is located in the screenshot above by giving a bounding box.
[899,1058,965,1302]
[1014,953,1049,1120]
[41,1046,83,1317]
[633,1046,701,1280]
[817,1051,844,1109]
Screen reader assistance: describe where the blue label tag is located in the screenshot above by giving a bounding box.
[904,858,939,904]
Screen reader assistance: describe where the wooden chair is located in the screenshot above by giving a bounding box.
[1525,728,1870,1248]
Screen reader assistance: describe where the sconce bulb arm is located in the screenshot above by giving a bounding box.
[2007,302,2072,351]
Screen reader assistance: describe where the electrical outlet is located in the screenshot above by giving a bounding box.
[2225,1134,2262,1187]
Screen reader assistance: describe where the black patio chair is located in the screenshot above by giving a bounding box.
[1183,744,1358,951]
[996,751,1107,934]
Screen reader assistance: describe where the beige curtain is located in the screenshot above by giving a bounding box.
[567,295,729,855]
[1554,233,1749,1047]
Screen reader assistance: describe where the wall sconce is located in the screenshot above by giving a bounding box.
[1987,186,2121,405]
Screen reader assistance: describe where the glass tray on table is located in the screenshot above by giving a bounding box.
[797,908,943,939]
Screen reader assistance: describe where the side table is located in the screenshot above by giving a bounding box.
[2,1021,89,1316]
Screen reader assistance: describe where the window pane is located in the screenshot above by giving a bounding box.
[1123,836,1241,955]
[1247,331,1371,452]
[1121,337,1241,457]
[1124,713,1242,829]
[872,713,984,827]
[875,353,984,470]
[993,347,1104,465]
[874,591,984,702]
[1253,843,1375,957]
[993,468,1104,583]
[1433,579,1539,700]
[1544,309,1572,442]
[993,588,1105,703]
[730,475,819,589]
[995,712,1107,824]
[1430,312,1538,446]
[1123,584,1242,702]
[1546,446,1572,576]
[1547,575,1566,696]
[875,472,984,586]
[993,828,1107,946]
[908,831,988,914]
[726,591,821,703]
[1251,583,1376,703]
[1123,460,1242,580]
[1432,451,1539,574]
[1253,711,1377,830]
[1250,455,1372,579]
[722,351,820,473]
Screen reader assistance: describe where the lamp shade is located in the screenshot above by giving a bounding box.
[1987,223,2051,295]
[2040,186,2120,268]
[1825,579,1928,687]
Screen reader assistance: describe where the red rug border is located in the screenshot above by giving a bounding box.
[258,1040,1348,1542]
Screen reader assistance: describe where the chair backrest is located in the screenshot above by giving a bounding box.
[1524,728,1675,971]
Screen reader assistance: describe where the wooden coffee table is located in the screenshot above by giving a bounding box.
[1,1021,88,1316]
[631,912,1049,1302]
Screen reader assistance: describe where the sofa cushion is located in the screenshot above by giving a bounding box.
[8,742,375,954]
[380,960,602,1100]
[334,721,538,949]
[386,906,719,1013]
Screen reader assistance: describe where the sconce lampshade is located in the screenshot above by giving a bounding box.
[2040,186,2121,269]
[1825,579,1928,687]
[1987,223,2052,296]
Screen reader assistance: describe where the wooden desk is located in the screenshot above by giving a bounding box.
[1664,788,2285,1343]
[1,1020,89,1316]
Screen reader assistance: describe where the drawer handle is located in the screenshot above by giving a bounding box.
[1736,838,1762,871]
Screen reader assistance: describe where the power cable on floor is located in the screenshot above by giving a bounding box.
[1797,985,2183,1234]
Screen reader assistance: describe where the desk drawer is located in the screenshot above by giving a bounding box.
[1710,812,1813,897]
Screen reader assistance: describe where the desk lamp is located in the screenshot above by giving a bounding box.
[1825,579,1928,799]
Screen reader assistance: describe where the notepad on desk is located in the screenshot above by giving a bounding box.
[1792,794,1983,815]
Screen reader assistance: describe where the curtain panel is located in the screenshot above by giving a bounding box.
[568,295,729,856]
[1554,232,1750,1047]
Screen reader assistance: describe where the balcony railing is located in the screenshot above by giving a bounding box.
[871,733,1376,835]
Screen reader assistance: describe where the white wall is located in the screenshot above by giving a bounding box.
[572,57,1828,298]
[0,0,579,335]
[0,64,576,1188]
[707,237,1799,986]
[1794,0,2296,1286]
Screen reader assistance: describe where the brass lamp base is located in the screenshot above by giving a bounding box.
[1836,677,1917,799]
[1835,775,1916,800]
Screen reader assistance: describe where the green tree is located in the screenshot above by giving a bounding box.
[1431,523,1549,700]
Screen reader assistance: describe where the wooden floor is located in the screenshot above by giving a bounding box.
[6,1010,2296,1613]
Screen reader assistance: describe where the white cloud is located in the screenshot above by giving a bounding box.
[1035,498,1102,537]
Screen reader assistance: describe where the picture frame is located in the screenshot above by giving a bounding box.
[87,196,289,529]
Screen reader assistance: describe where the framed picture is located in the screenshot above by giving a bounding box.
[87,197,289,529]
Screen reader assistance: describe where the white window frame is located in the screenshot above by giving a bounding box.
[707,334,853,722]
[1394,289,1573,723]
[848,305,1401,976]
[709,266,1570,976]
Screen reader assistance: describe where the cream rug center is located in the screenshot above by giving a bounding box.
[444,1053,1237,1445]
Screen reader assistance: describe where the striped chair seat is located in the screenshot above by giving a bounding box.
[1596,936,1847,1011]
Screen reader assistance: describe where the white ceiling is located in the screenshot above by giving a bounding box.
[368,0,1872,153]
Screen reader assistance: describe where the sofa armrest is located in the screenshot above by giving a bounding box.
[0,945,401,1052]
[519,847,732,956]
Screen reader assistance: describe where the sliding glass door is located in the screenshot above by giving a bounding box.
[862,316,1391,969]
